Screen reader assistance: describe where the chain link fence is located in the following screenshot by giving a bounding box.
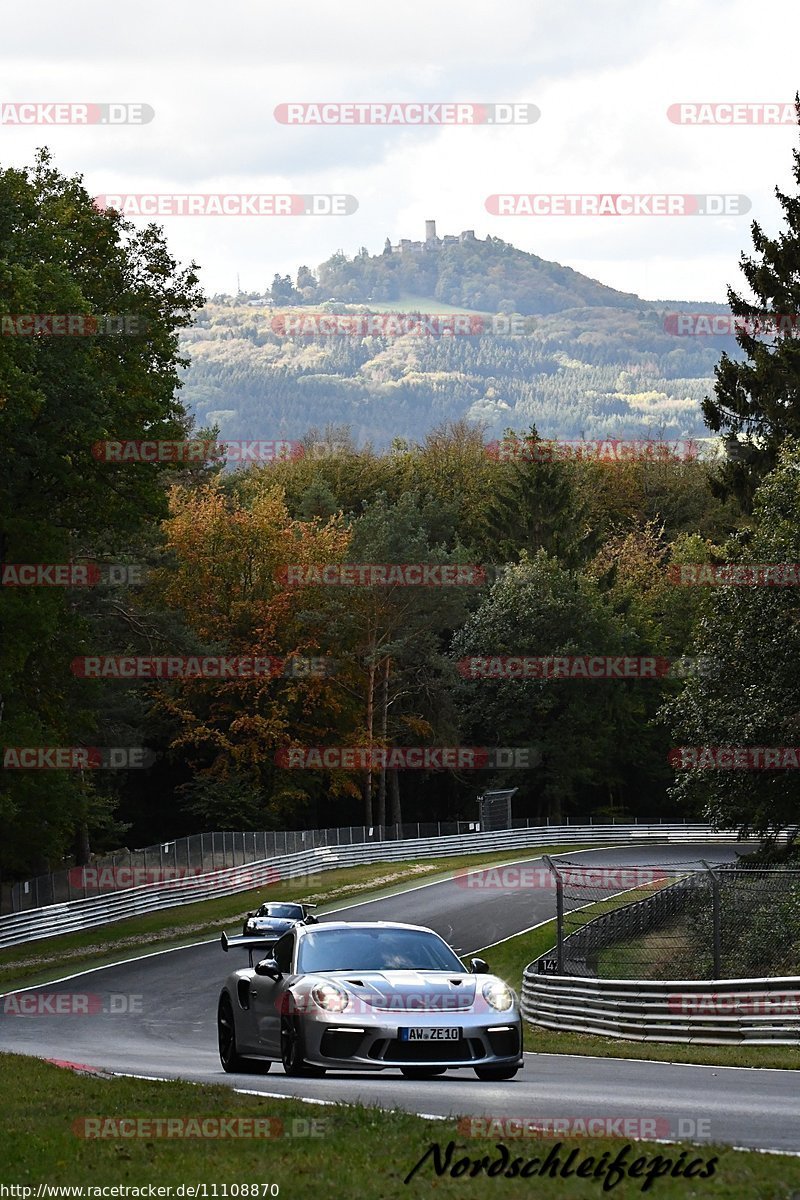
[5,822,462,913]
[540,858,800,980]
[6,815,609,913]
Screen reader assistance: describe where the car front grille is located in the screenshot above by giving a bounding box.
[370,1037,479,1063]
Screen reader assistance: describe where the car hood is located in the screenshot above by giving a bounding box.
[323,970,478,1011]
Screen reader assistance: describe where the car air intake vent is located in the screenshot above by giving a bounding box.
[346,979,364,986]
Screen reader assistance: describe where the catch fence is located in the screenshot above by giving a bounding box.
[537,858,800,980]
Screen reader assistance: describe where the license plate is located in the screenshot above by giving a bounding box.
[399,1027,460,1041]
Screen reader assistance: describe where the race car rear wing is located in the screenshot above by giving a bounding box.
[220,930,281,966]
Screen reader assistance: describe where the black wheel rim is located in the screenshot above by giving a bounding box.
[281,1019,298,1070]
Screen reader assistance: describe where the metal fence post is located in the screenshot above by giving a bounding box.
[701,859,722,977]
[543,855,564,973]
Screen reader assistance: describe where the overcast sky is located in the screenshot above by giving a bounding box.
[3,0,800,303]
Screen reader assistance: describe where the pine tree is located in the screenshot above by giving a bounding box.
[703,97,800,508]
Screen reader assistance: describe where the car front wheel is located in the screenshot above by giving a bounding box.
[280,1017,326,1077]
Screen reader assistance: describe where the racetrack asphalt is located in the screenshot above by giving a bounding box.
[2,842,799,1154]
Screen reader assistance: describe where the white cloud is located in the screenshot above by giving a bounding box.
[2,0,799,298]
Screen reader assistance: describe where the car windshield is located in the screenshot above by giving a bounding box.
[297,927,464,973]
[256,904,302,919]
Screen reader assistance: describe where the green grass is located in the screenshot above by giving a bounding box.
[262,294,497,315]
[596,918,698,981]
[478,882,673,986]
[480,917,800,1070]
[350,293,496,315]
[0,845,597,993]
[2,1053,798,1196]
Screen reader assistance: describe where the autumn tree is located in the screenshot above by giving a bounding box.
[156,479,353,827]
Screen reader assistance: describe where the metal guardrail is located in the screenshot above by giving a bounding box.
[10,822,488,912]
[520,972,800,1044]
[0,823,740,949]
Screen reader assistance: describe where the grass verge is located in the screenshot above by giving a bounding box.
[2,1053,798,1197]
[0,844,595,993]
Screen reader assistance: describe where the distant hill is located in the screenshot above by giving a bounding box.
[181,227,739,448]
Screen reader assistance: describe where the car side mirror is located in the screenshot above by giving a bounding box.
[470,957,489,974]
[255,958,283,980]
[246,912,254,918]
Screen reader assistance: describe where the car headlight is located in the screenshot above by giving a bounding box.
[310,982,349,1013]
[482,979,514,1011]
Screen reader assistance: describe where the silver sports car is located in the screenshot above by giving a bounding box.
[217,920,523,1080]
[241,901,318,941]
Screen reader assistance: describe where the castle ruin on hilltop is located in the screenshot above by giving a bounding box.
[386,220,477,254]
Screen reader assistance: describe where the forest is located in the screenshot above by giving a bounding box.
[2,146,800,886]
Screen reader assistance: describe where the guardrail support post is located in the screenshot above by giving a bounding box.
[701,859,722,977]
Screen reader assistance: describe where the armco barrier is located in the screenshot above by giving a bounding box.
[0,823,741,950]
[520,971,800,1044]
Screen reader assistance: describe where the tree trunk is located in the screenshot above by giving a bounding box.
[376,657,390,829]
[389,768,402,830]
[363,653,375,826]
[74,821,91,866]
